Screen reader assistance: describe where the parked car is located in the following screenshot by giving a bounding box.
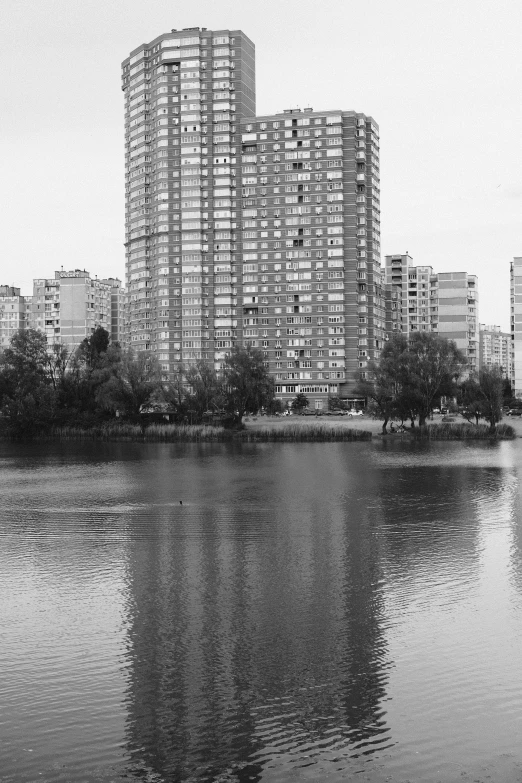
[347,409,364,417]
[508,409,522,416]
[432,408,441,414]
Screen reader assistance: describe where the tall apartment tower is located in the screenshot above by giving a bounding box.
[510,257,522,396]
[121,28,255,377]
[238,108,383,407]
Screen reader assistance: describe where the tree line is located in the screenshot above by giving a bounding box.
[356,331,510,434]
[0,328,275,437]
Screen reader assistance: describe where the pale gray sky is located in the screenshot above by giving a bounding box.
[2,0,520,330]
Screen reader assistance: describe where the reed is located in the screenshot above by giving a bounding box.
[46,422,372,442]
[411,422,516,440]
[237,423,371,441]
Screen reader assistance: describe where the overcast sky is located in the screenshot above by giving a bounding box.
[2,0,520,330]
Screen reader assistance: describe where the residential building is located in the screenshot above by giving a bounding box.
[510,257,522,396]
[100,277,126,344]
[479,324,511,377]
[29,270,115,350]
[239,108,383,408]
[0,286,29,349]
[384,255,479,371]
[121,28,255,378]
[436,272,479,372]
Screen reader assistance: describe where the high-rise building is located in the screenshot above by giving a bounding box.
[238,108,383,408]
[479,324,511,376]
[121,28,255,378]
[28,270,117,350]
[510,257,522,396]
[100,277,126,344]
[384,255,479,371]
[0,286,29,349]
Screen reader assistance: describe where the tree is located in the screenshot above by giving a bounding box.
[403,332,466,426]
[222,345,275,426]
[328,395,346,412]
[0,329,57,436]
[96,349,162,417]
[459,368,504,432]
[355,333,408,434]
[183,358,224,423]
[291,393,309,412]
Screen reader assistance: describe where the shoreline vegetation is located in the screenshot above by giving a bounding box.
[410,422,516,440]
[5,419,515,443]
[40,422,373,442]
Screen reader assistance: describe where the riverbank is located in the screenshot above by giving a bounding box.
[3,413,519,442]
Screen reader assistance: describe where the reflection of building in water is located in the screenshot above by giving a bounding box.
[122,445,392,780]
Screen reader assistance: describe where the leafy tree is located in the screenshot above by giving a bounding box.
[0,329,57,436]
[328,395,346,411]
[96,349,162,417]
[459,367,504,432]
[355,333,408,434]
[266,397,283,415]
[183,358,224,423]
[222,345,274,425]
[76,326,111,371]
[403,332,466,426]
[291,392,309,412]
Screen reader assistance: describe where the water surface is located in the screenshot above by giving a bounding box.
[2,439,522,782]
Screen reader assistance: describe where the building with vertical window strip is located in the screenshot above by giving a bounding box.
[238,108,383,408]
[122,28,387,406]
[384,254,479,372]
[479,324,511,377]
[121,28,255,378]
[510,257,522,396]
[28,270,116,350]
[0,286,29,350]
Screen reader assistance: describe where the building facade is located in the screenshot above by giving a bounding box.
[510,257,522,396]
[121,28,384,405]
[479,324,511,376]
[239,108,383,407]
[29,270,116,350]
[0,286,29,350]
[121,28,255,377]
[384,255,479,372]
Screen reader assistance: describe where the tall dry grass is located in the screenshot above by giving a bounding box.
[411,422,516,440]
[48,422,372,442]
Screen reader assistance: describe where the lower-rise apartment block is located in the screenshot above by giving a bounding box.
[384,254,479,372]
[0,286,29,350]
[479,324,511,377]
[28,270,124,351]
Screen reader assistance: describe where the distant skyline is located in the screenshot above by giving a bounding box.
[2,0,521,331]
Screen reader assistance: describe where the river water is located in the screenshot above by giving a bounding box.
[2,439,522,783]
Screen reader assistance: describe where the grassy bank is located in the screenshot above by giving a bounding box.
[410,422,516,440]
[46,422,372,442]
